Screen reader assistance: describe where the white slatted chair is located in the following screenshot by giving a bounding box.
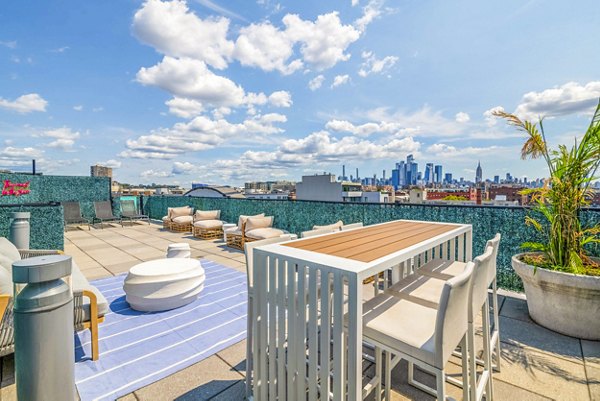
[244,234,295,400]
[361,261,476,401]
[418,234,502,372]
[301,227,339,238]
[383,246,496,401]
[340,222,364,231]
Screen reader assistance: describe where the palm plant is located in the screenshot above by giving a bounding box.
[494,99,600,275]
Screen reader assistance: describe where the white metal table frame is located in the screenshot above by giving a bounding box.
[251,219,472,401]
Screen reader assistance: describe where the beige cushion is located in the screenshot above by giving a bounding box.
[172,215,193,224]
[162,216,170,222]
[193,220,223,229]
[0,237,21,263]
[168,206,192,219]
[0,254,14,273]
[71,261,109,319]
[194,210,221,221]
[0,264,12,295]
[246,228,285,240]
[418,259,467,278]
[245,216,273,232]
[387,273,447,306]
[313,220,343,231]
[361,294,438,368]
[226,229,243,236]
[237,213,265,230]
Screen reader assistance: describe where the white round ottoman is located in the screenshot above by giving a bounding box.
[124,258,205,312]
[166,242,191,258]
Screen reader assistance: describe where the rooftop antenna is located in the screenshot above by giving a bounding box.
[32,159,36,175]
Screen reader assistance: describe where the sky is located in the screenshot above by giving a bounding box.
[0,0,599,186]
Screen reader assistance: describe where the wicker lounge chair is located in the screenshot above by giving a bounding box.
[163,206,194,232]
[62,201,90,230]
[93,200,122,228]
[227,215,287,250]
[0,239,107,361]
[120,200,149,225]
[192,210,224,239]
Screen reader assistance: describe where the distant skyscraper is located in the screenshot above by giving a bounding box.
[494,175,500,184]
[475,161,482,183]
[424,163,434,184]
[434,165,443,184]
[405,154,418,185]
[444,173,453,184]
[91,164,112,178]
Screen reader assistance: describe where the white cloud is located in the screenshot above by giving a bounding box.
[358,51,398,77]
[354,0,384,33]
[234,21,302,75]
[96,159,122,169]
[331,74,350,88]
[308,75,325,91]
[455,112,470,123]
[73,105,83,111]
[284,12,360,71]
[0,93,48,114]
[427,143,506,159]
[0,40,17,49]
[92,106,103,112]
[132,0,234,70]
[172,161,195,175]
[140,169,172,178]
[268,91,292,107]
[50,46,70,53]
[483,106,504,126]
[364,105,467,137]
[38,127,81,151]
[120,113,287,159]
[351,0,359,6]
[325,119,399,136]
[137,56,246,108]
[166,97,204,118]
[514,81,600,120]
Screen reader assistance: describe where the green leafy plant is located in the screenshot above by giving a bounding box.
[494,99,600,275]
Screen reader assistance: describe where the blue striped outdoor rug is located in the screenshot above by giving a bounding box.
[74,260,247,401]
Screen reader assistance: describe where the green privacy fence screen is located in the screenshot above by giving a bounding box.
[143,196,600,291]
[0,173,111,250]
[0,173,111,218]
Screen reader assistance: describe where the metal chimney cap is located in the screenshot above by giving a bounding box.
[11,212,31,219]
[12,255,72,284]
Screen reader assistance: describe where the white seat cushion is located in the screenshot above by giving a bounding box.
[226,228,243,236]
[0,237,21,263]
[71,262,109,319]
[386,274,447,306]
[362,293,439,368]
[245,216,273,232]
[418,259,467,278]
[237,213,265,229]
[171,215,193,224]
[162,216,170,222]
[246,228,285,240]
[194,220,223,229]
[169,206,192,219]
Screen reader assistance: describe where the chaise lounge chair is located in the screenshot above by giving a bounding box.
[62,201,91,230]
[120,200,150,225]
[93,200,122,228]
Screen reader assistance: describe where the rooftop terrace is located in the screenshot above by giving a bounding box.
[1,222,599,401]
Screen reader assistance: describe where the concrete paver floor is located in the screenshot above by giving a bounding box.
[1,221,598,400]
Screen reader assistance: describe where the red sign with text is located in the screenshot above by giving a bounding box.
[2,180,31,196]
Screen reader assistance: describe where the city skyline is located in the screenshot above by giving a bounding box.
[1,1,599,186]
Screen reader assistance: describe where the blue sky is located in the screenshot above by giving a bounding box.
[1,0,599,186]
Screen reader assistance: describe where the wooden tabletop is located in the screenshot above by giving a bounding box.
[282,220,459,263]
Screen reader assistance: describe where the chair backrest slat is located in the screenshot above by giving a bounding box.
[94,201,114,219]
[485,233,501,286]
[62,202,83,221]
[434,261,474,368]
[121,200,137,215]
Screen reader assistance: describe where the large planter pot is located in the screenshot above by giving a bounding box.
[512,253,600,340]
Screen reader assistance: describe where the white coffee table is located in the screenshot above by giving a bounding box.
[123,258,205,312]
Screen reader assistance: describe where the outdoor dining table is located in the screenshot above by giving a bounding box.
[251,219,472,401]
